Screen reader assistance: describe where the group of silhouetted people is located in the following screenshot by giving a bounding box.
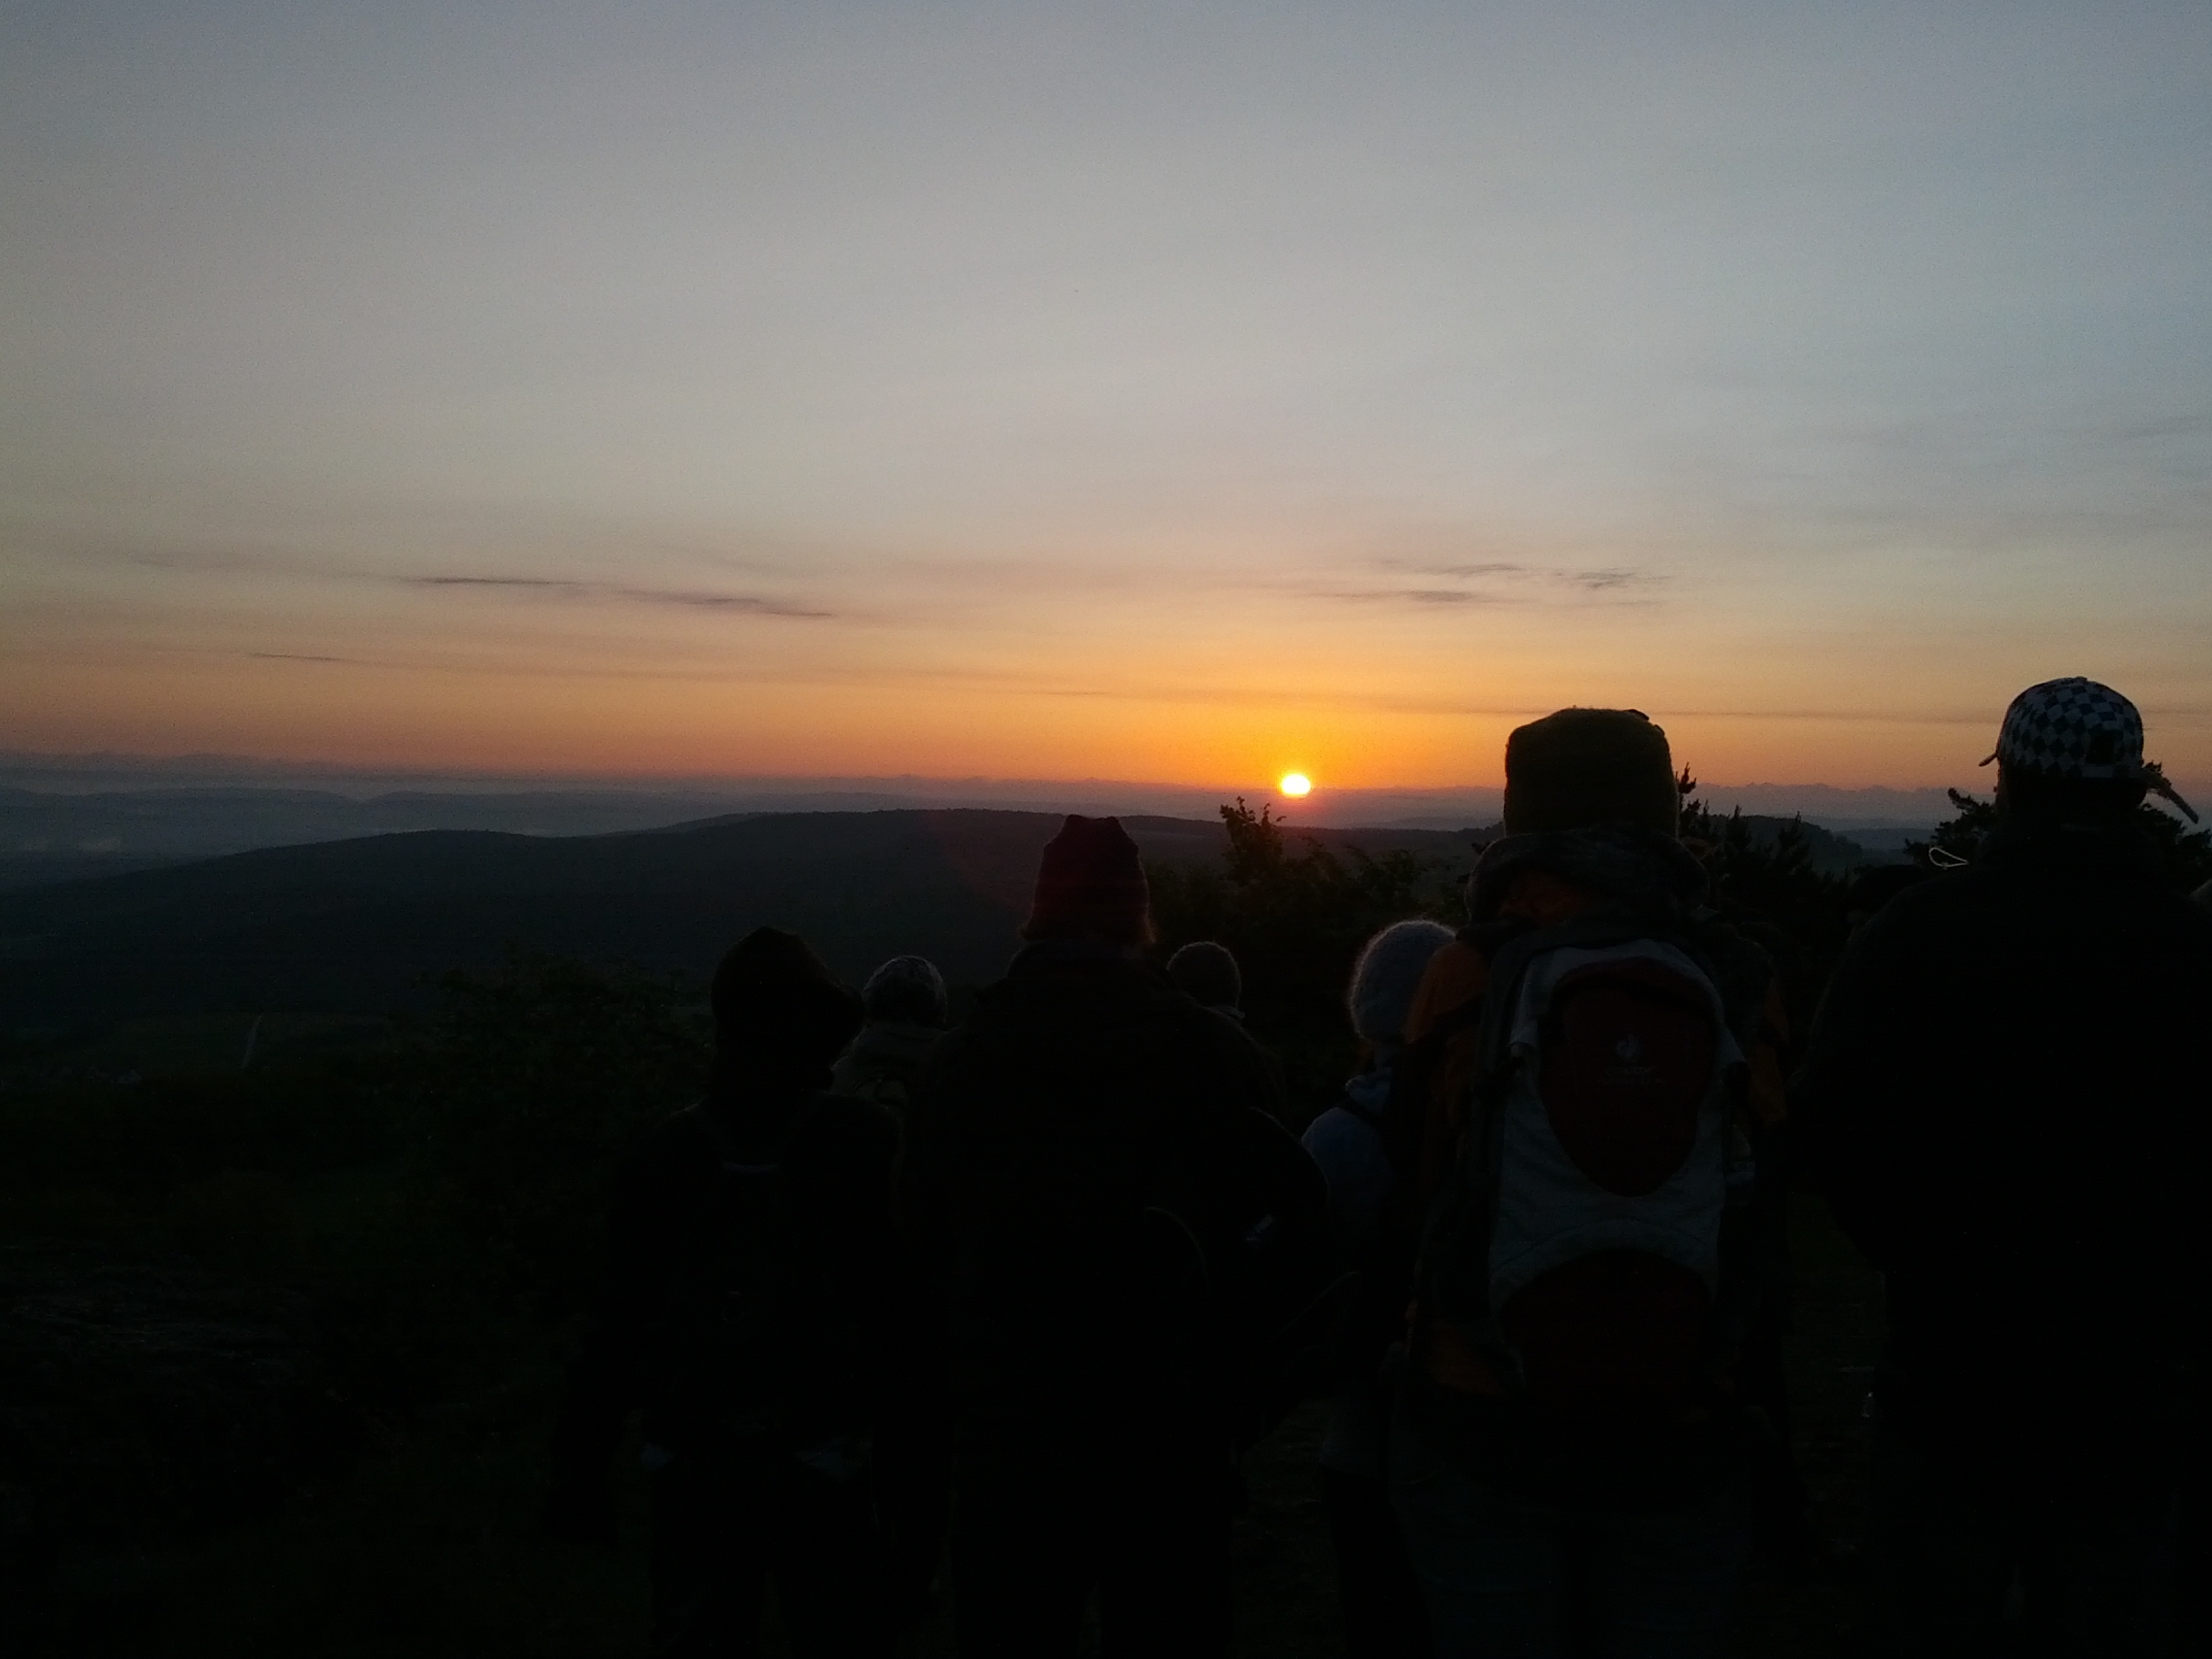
[546,676,2212,1657]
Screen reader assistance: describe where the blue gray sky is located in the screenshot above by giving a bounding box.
[5,1,2208,793]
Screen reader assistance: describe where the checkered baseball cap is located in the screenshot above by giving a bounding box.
[1982,678,2144,779]
[1981,676,2198,820]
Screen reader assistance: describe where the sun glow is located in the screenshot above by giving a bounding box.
[1278,772,1312,797]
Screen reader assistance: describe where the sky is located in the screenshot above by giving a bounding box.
[4,1,2209,797]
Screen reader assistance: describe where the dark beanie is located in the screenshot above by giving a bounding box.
[1502,708,1679,838]
[1022,815,1153,945]
[710,926,864,1064]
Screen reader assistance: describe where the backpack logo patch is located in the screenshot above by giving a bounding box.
[1539,958,1720,1197]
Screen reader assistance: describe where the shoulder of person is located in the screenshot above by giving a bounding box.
[1838,869,1973,969]
[1180,1000,1293,1118]
[1301,1100,1382,1165]
[1182,997,1266,1056]
[1403,937,1493,1044]
[908,1016,986,1088]
[787,1091,902,1172]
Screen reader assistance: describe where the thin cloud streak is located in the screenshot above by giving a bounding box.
[409,575,832,618]
[1305,587,1515,607]
[1363,561,1672,596]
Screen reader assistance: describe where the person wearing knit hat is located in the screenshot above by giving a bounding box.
[1022,813,1154,945]
[1798,678,2212,1654]
[832,954,950,1112]
[1301,919,1454,1659]
[550,926,920,1656]
[1345,921,1456,1051]
[906,819,1328,1655]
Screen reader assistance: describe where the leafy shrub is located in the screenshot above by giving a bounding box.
[1678,774,1852,1033]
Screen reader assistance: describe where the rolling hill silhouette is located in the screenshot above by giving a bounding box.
[0,808,1486,1022]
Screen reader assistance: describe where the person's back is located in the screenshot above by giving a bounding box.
[1798,677,2212,1653]
[904,815,1325,1658]
[1303,918,1454,1659]
[548,927,929,1659]
[1804,815,2212,1472]
[1390,709,1788,1659]
[916,943,1297,1422]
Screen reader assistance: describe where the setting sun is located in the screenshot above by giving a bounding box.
[1278,772,1312,798]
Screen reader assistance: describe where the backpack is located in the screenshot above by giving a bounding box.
[1421,915,1764,1428]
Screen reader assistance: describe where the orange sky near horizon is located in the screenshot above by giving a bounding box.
[7,554,2206,792]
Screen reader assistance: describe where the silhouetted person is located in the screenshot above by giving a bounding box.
[1390,709,1788,1657]
[1798,678,2211,1655]
[903,815,1328,1658]
[1302,918,1454,1659]
[1167,939,1244,1017]
[547,927,929,1658]
[1165,937,1293,1119]
[833,954,950,1112]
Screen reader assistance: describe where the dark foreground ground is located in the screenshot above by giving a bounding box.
[21,1193,1881,1658]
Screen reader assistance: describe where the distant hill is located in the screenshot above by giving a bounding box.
[0,786,796,890]
[0,802,1884,1026]
[0,809,1487,1023]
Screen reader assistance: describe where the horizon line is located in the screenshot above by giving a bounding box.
[0,745,2124,799]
